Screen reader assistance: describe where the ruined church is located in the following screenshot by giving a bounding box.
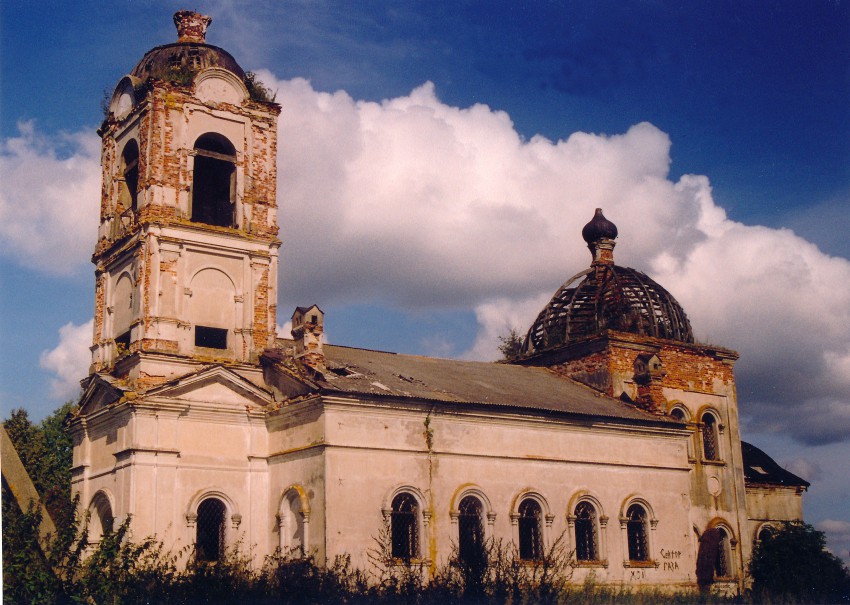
[70,11,808,592]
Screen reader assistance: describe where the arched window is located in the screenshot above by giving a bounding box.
[715,527,732,578]
[757,525,775,543]
[626,504,649,562]
[457,495,484,564]
[192,133,236,228]
[574,501,599,561]
[196,497,227,562]
[89,492,114,543]
[391,492,419,561]
[670,408,685,422]
[279,490,306,555]
[702,412,720,461]
[518,498,543,561]
[119,140,139,212]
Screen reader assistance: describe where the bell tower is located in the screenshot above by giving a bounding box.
[91,10,280,387]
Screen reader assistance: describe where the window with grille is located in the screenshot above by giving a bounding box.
[702,413,719,460]
[391,493,419,561]
[626,504,649,562]
[574,502,599,561]
[518,498,543,561]
[196,498,226,562]
[192,133,236,228]
[457,495,484,564]
[715,527,731,578]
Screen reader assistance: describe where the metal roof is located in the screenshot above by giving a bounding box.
[296,343,679,425]
[741,441,810,488]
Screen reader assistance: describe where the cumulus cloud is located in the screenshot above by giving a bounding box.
[0,122,101,275]
[39,319,93,400]
[266,74,850,445]
[9,75,849,445]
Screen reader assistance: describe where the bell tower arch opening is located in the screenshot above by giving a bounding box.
[119,140,140,213]
[191,133,236,228]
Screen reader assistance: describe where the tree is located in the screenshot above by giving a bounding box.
[497,328,524,361]
[3,403,76,528]
[749,521,850,603]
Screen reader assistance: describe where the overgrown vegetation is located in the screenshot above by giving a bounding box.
[245,71,276,103]
[497,328,524,361]
[748,521,850,603]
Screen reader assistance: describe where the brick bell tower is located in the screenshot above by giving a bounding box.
[91,10,280,387]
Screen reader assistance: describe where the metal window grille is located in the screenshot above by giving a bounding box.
[196,498,226,562]
[518,499,543,561]
[574,502,598,561]
[391,493,419,560]
[702,414,719,460]
[715,528,730,577]
[626,504,649,562]
[458,496,484,564]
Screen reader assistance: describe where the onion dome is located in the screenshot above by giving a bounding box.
[582,208,618,243]
[130,11,246,83]
[521,210,694,355]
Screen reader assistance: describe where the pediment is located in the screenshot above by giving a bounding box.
[146,366,272,408]
[78,374,127,416]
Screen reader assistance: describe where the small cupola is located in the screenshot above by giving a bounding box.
[291,305,325,371]
[582,208,618,266]
[633,353,667,413]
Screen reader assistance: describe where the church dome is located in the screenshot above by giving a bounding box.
[521,210,694,356]
[130,11,246,83]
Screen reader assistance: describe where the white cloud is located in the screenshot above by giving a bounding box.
[816,519,850,564]
[783,458,822,483]
[267,74,850,444]
[8,75,850,445]
[39,319,93,400]
[0,122,101,275]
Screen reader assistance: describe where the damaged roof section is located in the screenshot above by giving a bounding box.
[263,342,681,425]
[741,441,810,489]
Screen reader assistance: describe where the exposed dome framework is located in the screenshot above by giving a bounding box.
[521,209,694,356]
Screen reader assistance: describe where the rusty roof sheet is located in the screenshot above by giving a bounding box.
[304,343,677,425]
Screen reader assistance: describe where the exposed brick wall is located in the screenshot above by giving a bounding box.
[530,331,737,399]
[92,71,280,376]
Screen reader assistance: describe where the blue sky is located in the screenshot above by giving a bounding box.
[1,1,849,562]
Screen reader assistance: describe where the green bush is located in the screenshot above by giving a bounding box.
[748,520,850,603]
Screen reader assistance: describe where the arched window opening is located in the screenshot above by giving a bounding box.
[670,408,685,422]
[457,495,484,564]
[574,502,599,561]
[391,493,419,561]
[281,492,305,556]
[626,504,649,562]
[702,412,719,460]
[757,525,774,543]
[192,133,236,228]
[196,497,226,562]
[518,498,543,561]
[119,140,139,212]
[715,527,732,578]
[89,493,114,543]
